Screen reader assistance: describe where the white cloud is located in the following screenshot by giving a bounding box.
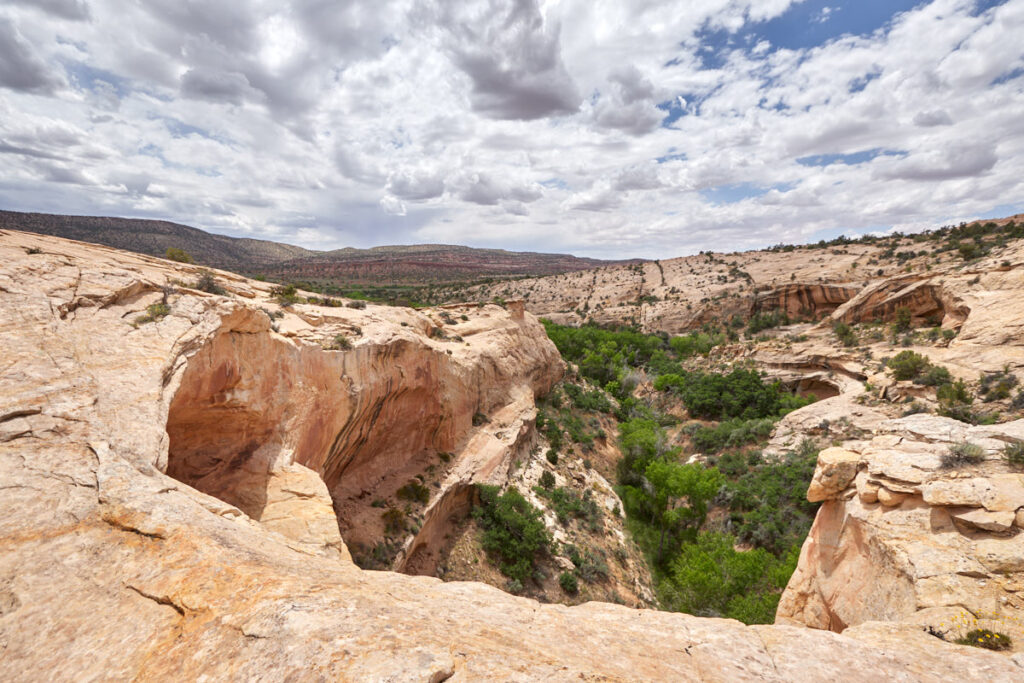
[0,0,1021,258]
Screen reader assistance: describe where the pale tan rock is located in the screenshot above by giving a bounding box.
[953,508,1017,533]
[856,471,880,503]
[975,537,1024,573]
[922,475,1024,512]
[259,463,351,561]
[877,487,908,507]
[4,230,1023,680]
[1016,507,1024,528]
[780,428,1024,634]
[807,447,861,502]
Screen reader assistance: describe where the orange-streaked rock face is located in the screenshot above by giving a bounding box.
[2,229,1024,681]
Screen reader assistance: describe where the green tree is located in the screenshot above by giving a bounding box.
[644,459,725,562]
[473,485,551,583]
[165,247,193,263]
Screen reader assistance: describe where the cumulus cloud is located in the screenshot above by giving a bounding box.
[8,0,90,21]
[180,68,258,105]
[0,0,1020,257]
[439,0,581,120]
[0,18,64,94]
[592,65,664,136]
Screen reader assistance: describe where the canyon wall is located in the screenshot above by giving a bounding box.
[2,229,1023,680]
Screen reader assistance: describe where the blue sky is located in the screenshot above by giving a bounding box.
[0,0,1022,258]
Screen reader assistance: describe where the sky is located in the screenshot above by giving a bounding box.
[0,0,1022,259]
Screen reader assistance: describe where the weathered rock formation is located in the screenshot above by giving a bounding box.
[778,414,1024,647]
[2,230,1024,680]
[754,283,859,319]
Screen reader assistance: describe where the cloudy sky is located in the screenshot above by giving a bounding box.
[1,0,1022,258]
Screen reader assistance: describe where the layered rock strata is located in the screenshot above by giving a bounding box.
[2,230,1023,680]
[778,414,1024,647]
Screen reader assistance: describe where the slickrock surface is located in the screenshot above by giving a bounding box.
[465,219,1024,342]
[2,230,1023,680]
[778,414,1024,643]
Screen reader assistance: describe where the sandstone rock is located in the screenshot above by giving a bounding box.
[780,431,1024,635]
[807,447,861,502]
[856,472,880,503]
[953,508,1017,533]
[975,537,1024,573]
[922,475,1024,512]
[5,231,1024,680]
[1016,508,1024,528]
[877,487,907,507]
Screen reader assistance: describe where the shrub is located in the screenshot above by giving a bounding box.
[545,449,558,465]
[979,370,1018,402]
[691,417,775,454]
[660,531,797,623]
[535,486,602,531]
[563,382,613,413]
[472,412,488,426]
[1002,442,1024,467]
[134,302,170,325]
[347,299,367,309]
[941,442,985,468]
[915,365,952,386]
[473,485,551,583]
[746,310,789,335]
[937,379,972,405]
[381,508,405,535]
[894,306,912,332]
[397,479,430,504]
[955,629,1011,651]
[724,448,819,556]
[194,270,226,295]
[165,247,193,263]
[660,368,810,421]
[329,334,352,350]
[539,470,556,489]
[887,351,930,381]
[558,571,579,594]
[832,321,858,347]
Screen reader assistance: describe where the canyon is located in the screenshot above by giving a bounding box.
[2,226,1024,680]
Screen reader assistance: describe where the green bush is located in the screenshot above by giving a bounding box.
[134,302,170,325]
[915,365,952,386]
[473,485,551,584]
[563,382,613,413]
[691,417,775,454]
[659,532,798,623]
[545,449,558,465]
[832,321,858,347]
[194,270,226,295]
[381,508,405,535]
[937,379,972,404]
[887,351,930,381]
[894,306,913,332]
[955,629,1011,651]
[535,486,602,531]
[329,334,352,350]
[979,370,1018,402]
[397,479,430,504]
[722,449,820,556]
[165,247,193,263]
[1002,442,1024,467]
[558,571,579,594]
[539,470,556,489]
[657,368,812,421]
[941,442,985,468]
[746,310,789,335]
